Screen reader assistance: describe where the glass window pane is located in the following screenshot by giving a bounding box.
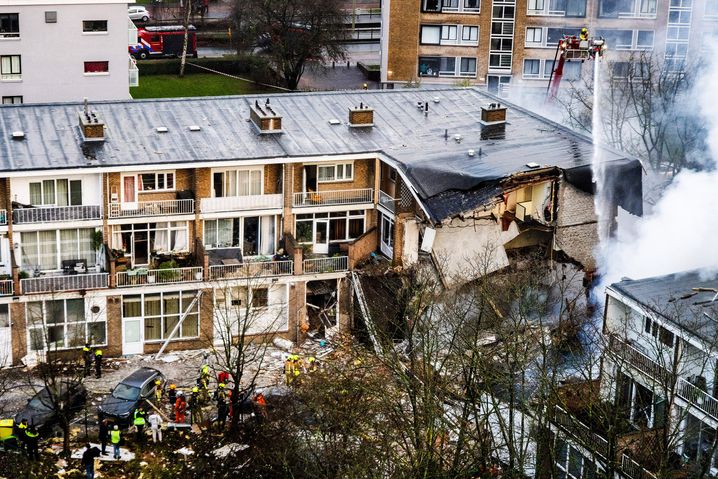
[123,295,142,318]
[181,314,199,337]
[46,300,65,324]
[47,325,65,349]
[29,183,42,205]
[296,221,313,243]
[26,302,44,327]
[145,317,161,341]
[42,180,55,205]
[145,295,161,316]
[164,294,180,315]
[88,321,106,345]
[243,217,259,255]
[66,299,84,323]
[421,25,441,44]
[56,179,69,207]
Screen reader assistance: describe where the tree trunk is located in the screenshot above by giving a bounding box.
[179,0,192,78]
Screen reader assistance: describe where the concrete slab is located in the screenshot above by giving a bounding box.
[70,442,135,462]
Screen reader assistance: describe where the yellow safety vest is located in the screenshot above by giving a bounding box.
[95,349,103,357]
[25,429,38,439]
[133,411,145,426]
[110,430,121,444]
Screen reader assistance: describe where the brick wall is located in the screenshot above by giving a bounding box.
[554,180,598,271]
[105,295,123,357]
[292,159,374,193]
[338,277,352,331]
[287,281,306,343]
[347,227,378,268]
[264,164,282,195]
[11,302,26,365]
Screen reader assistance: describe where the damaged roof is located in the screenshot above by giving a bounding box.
[610,270,718,345]
[0,88,639,221]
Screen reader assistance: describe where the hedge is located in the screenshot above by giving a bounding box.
[136,55,268,77]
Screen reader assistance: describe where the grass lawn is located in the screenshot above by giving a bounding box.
[130,73,278,99]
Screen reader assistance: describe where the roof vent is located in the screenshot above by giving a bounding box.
[349,102,374,128]
[188,125,201,131]
[526,162,540,169]
[250,98,283,134]
[11,131,25,140]
[78,98,105,142]
[328,119,341,125]
[480,102,507,126]
[156,126,168,133]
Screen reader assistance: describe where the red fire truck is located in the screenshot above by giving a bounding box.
[129,25,198,60]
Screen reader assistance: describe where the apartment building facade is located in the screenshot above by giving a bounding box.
[0,89,641,368]
[0,0,136,105]
[380,0,714,92]
[548,271,718,478]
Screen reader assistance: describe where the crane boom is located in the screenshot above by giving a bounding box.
[546,34,606,103]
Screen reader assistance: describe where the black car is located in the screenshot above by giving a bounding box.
[98,367,164,427]
[14,384,87,434]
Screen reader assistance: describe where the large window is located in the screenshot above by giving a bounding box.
[525,27,543,46]
[419,56,477,77]
[595,29,634,49]
[123,292,199,342]
[422,0,479,11]
[212,168,262,197]
[27,299,105,351]
[459,57,477,76]
[523,59,580,80]
[296,210,366,243]
[82,20,107,32]
[599,0,655,17]
[0,55,21,80]
[21,228,95,271]
[528,0,586,15]
[203,215,276,255]
[84,61,109,74]
[523,59,541,78]
[29,179,82,206]
[112,222,189,262]
[317,162,353,182]
[555,436,598,479]
[140,172,174,192]
[1,96,22,104]
[420,25,441,44]
[0,13,19,38]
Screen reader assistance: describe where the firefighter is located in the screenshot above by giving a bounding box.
[82,343,93,377]
[253,391,268,419]
[215,383,228,430]
[154,379,163,404]
[174,392,187,423]
[133,406,146,443]
[579,27,589,41]
[189,386,202,424]
[168,383,177,407]
[94,348,103,379]
[284,355,294,385]
[307,356,318,373]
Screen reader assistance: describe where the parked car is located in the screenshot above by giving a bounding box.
[98,367,164,427]
[128,6,150,22]
[14,384,87,434]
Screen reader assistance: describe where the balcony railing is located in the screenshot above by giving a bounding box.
[209,260,293,281]
[554,405,609,458]
[293,188,373,207]
[128,18,138,44]
[379,190,397,214]
[0,210,6,225]
[129,55,139,88]
[21,273,109,294]
[0,280,12,296]
[303,256,349,274]
[13,205,102,224]
[676,377,718,422]
[116,266,203,287]
[608,335,672,383]
[109,199,194,218]
[621,454,657,479]
[200,194,283,213]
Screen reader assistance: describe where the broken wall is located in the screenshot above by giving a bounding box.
[554,180,599,271]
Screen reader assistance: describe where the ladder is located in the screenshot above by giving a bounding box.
[155,290,203,359]
[351,271,382,355]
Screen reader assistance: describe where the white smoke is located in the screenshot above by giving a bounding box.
[597,52,718,286]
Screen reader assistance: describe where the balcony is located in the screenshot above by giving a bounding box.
[209,260,293,281]
[200,194,283,214]
[553,405,610,458]
[0,280,12,296]
[293,188,373,208]
[378,190,397,214]
[607,335,673,383]
[129,56,139,88]
[21,273,109,294]
[676,377,718,422]
[116,266,203,287]
[128,18,138,44]
[303,256,349,274]
[13,205,102,224]
[109,199,194,218]
[621,453,657,479]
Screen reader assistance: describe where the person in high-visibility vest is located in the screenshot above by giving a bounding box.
[154,379,163,404]
[16,418,28,454]
[25,426,39,461]
[168,383,177,407]
[110,425,121,460]
[174,393,187,423]
[133,406,146,443]
[307,356,318,373]
[94,348,103,379]
[82,343,93,377]
[215,383,228,430]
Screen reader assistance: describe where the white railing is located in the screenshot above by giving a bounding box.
[379,190,397,214]
[553,405,609,458]
[200,194,283,213]
[0,209,6,225]
[13,205,102,224]
[346,27,381,41]
[109,199,194,218]
[21,273,109,294]
[677,377,718,422]
[129,56,139,87]
[116,266,203,287]
[608,335,672,383]
[209,260,293,280]
[293,188,373,207]
[621,454,657,479]
[128,18,138,44]
[303,256,349,274]
[0,280,12,296]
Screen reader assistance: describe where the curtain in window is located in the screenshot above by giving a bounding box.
[330,219,346,241]
[78,229,95,264]
[260,216,275,255]
[145,295,161,316]
[38,230,57,270]
[349,218,365,238]
[154,223,169,252]
[218,219,233,247]
[42,180,55,205]
[29,183,42,205]
[60,229,79,262]
[123,296,142,318]
[123,176,136,203]
[171,227,188,251]
[20,232,39,269]
[225,171,237,197]
[111,227,123,250]
[250,170,262,195]
[56,179,69,207]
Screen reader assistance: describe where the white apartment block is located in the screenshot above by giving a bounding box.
[0,0,136,104]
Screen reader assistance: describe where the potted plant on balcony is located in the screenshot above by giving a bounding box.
[157,260,180,283]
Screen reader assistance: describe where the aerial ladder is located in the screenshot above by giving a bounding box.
[546,31,606,102]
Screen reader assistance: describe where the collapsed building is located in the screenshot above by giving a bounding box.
[0,88,642,365]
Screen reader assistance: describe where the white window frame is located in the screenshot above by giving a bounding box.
[202,215,276,255]
[525,27,543,46]
[328,210,366,242]
[459,57,478,76]
[1,95,22,104]
[0,55,21,81]
[20,228,97,272]
[122,291,200,343]
[420,25,441,44]
[111,221,190,258]
[212,167,264,197]
[27,298,107,351]
[440,25,458,43]
[440,0,481,13]
[29,178,82,206]
[139,171,175,193]
[317,162,354,183]
[461,25,479,44]
[522,59,541,78]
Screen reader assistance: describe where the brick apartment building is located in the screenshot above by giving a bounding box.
[380,0,718,92]
[0,88,640,366]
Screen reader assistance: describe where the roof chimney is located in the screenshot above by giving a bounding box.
[348,103,374,128]
[480,102,507,126]
[249,99,283,134]
[78,98,105,142]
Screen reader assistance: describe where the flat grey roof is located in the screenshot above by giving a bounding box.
[611,271,718,345]
[0,88,634,220]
